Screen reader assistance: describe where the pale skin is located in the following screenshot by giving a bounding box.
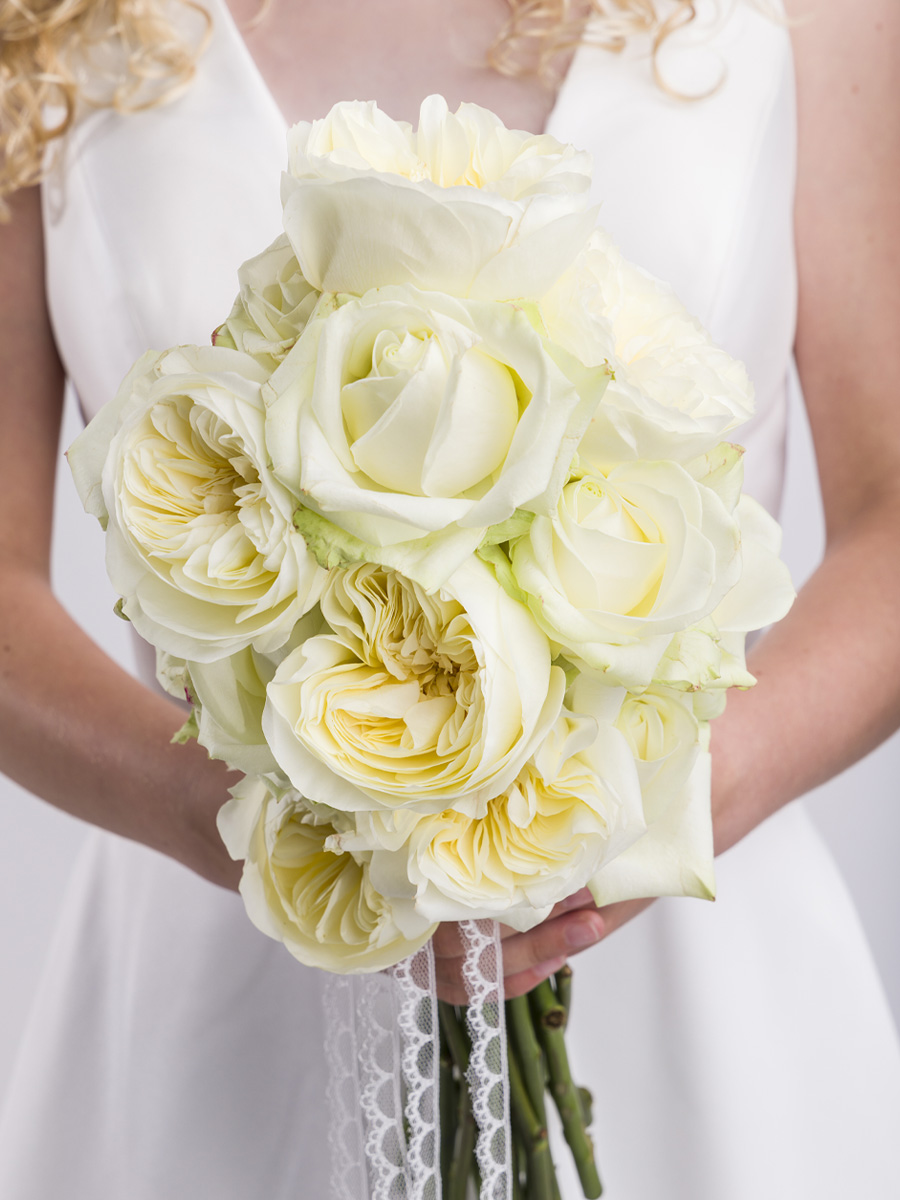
[0,0,898,1005]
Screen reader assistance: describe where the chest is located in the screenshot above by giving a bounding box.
[225,0,579,134]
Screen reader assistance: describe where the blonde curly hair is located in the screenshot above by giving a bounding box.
[1,0,714,212]
[0,0,209,210]
[490,0,704,86]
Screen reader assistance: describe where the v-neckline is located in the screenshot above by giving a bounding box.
[212,0,586,141]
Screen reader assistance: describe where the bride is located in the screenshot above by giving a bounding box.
[1,0,899,1196]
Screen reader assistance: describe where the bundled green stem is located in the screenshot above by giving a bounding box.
[438,968,602,1200]
[438,1001,479,1200]
[507,1033,558,1200]
[529,980,603,1199]
[507,995,548,1125]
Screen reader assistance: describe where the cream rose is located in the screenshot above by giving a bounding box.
[218,775,436,974]
[263,559,564,816]
[546,231,755,464]
[280,96,596,300]
[212,233,319,371]
[68,345,325,661]
[264,285,608,582]
[654,494,795,692]
[507,455,743,687]
[341,706,644,930]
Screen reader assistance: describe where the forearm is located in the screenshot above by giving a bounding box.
[711,493,900,854]
[0,570,239,888]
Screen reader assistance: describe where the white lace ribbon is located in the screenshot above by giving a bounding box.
[323,926,511,1200]
[392,942,442,1200]
[458,920,512,1200]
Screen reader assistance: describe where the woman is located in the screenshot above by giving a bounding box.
[1,0,899,1196]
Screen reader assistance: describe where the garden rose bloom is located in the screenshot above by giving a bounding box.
[68,345,325,661]
[546,231,755,463]
[281,96,597,300]
[342,707,644,930]
[218,775,436,973]
[263,560,564,816]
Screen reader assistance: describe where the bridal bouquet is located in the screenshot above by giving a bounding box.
[69,96,793,1199]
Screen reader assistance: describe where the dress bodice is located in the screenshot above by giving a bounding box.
[43,0,795,514]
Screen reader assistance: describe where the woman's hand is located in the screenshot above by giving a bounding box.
[432,889,653,1003]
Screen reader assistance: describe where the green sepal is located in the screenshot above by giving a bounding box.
[479,510,535,549]
[552,653,580,691]
[292,505,371,571]
[292,504,482,591]
[477,543,530,607]
[171,707,200,745]
[211,323,237,350]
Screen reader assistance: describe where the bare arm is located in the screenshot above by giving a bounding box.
[436,0,900,999]
[0,187,239,889]
[711,0,900,848]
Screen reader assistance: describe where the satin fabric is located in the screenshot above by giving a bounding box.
[2,2,899,1196]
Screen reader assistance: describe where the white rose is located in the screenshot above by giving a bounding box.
[264,285,608,583]
[546,231,755,463]
[568,674,716,904]
[218,776,436,974]
[68,345,325,661]
[212,234,319,371]
[654,494,795,692]
[507,455,743,687]
[281,96,597,300]
[341,706,644,931]
[263,559,565,816]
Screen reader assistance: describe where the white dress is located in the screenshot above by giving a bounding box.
[2,3,899,1197]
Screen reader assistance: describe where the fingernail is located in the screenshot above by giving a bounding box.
[565,915,604,951]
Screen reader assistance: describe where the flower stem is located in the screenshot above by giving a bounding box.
[506,995,548,1126]
[529,980,603,1198]
[508,1032,557,1200]
[439,1016,458,1186]
[438,1001,478,1200]
[513,1137,525,1200]
[555,964,573,1018]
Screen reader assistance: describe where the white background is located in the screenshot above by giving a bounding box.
[1,384,898,1109]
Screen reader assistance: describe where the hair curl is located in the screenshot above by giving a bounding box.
[0,0,209,214]
[489,0,706,90]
